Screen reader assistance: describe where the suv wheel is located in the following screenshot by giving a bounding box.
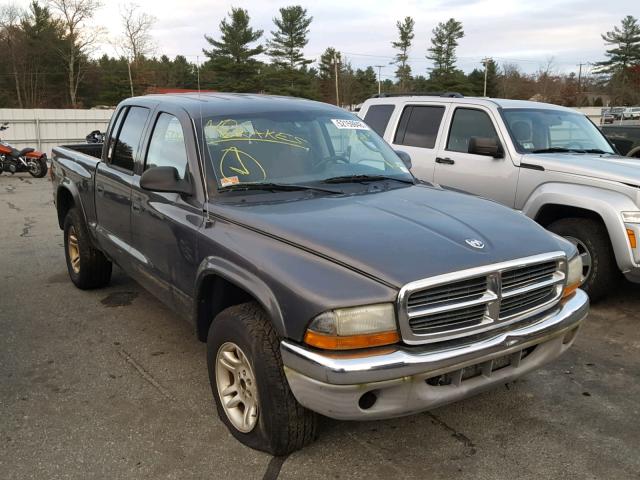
[207,302,317,455]
[548,217,619,301]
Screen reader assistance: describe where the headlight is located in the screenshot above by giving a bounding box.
[563,254,583,298]
[303,303,399,350]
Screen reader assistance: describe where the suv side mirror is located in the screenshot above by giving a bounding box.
[394,150,412,169]
[140,166,192,195]
[468,137,504,158]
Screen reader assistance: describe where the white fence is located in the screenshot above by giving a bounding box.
[0,108,114,156]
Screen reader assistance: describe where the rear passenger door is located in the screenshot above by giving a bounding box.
[433,105,517,207]
[130,109,204,316]
[95,105,150,263]
[389,103,448,182]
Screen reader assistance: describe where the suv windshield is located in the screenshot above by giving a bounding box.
[502,108,614,154]
[200,111,413,191]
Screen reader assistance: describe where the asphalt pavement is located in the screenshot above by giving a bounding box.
[1,173,639,479]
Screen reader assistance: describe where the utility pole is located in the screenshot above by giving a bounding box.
[374,65,384,95]
[482,57,492,97]
[334,53,340,107]
[577,62,586,106]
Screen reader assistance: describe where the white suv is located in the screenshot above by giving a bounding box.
[359,93,640,300]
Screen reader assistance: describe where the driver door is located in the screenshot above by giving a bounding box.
[433,105,518,208]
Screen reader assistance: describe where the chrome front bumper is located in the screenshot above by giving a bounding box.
[281,290,589,420]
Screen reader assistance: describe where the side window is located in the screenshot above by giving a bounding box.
[394,105,445,148]
[363,104,394,136]
[145,113,189,179]
[446,108,498,154]
[111,106,149,171]
[106,107,126,161]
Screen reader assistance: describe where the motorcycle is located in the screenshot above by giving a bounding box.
[0,123,48,178]
[86,130,105,144]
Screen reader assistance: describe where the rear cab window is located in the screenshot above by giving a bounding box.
[393,105,446,149]
[108,106,150,172]
[363,104,394,136]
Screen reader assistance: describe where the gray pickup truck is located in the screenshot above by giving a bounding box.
[51,93,588,454]
[360,94,640,300]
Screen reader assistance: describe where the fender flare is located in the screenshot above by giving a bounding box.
[521,182,637,271]
[55,180,84,229]
[194,256,286,339]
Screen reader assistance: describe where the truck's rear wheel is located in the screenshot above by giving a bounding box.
[63,208,112,289]
[548,217,619,301]
[207,302,317,455]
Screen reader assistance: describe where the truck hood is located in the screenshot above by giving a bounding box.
[524,152,640,186]
[210,185,570,288]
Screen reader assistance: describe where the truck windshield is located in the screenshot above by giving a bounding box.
[200,111,413,190]
[502,108,615,155]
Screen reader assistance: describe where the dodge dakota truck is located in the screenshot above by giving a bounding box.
[51,93,588,454]
[360,94,640,300]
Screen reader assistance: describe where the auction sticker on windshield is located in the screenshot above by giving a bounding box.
[331,119,370,130]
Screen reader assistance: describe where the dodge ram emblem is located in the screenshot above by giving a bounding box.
[465,238,485,249]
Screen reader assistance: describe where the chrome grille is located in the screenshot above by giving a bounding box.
[398,252,567,345]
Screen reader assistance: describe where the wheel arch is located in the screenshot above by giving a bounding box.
[523,183,636,272]
[56,186,76,229]
[194,257,286,343]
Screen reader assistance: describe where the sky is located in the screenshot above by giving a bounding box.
[13,0,638,79]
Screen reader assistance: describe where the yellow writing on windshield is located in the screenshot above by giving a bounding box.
[205,119,309,150]
[219,146,267,181]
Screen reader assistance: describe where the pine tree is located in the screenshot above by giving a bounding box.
[267,5,312,69]
[427,18,464,84]
[202,7,264,92]
[595,15,640,74]
[391,16,414,91]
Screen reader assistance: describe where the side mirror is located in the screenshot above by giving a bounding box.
[468,137,504,158]
[140,166,192,195]
[394,150,412,169]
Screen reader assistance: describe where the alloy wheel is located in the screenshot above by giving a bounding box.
[67,226,81,274]
[564,235,592,284]
[215,342,259,433]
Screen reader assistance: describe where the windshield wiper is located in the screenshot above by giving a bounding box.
[531,147,573,154]
[219,182,342,194]
[322,174,415,185]
[582,148,612,155]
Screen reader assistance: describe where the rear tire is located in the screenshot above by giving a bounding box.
[207,302,317,455]
[547,217,619,301]
[63,207,112,289]
[28,156,48,178]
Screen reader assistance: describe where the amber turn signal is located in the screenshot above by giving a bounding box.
[627,228,637,249]
[304,330,400,350]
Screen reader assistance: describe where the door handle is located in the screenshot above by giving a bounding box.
[435,157,455,165]
[96,184,104,194]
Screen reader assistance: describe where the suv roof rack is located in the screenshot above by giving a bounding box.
[371,92,464,99]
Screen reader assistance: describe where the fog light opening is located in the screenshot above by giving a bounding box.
[358,391,378,410]
[563,326,579,345]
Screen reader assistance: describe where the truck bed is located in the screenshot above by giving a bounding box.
[51,144,103,228]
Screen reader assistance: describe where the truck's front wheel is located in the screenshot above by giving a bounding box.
[548,217,619,301]
[207,302,317,455]
[63,208,112,289]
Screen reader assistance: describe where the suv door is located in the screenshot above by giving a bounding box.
[130,110,204,316]
[389,103,448,182]
[433,105,517,207]
[95,105,150,263]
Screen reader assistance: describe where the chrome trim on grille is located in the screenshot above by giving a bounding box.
[397,252,567,345]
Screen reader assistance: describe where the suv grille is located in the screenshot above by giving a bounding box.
[399,253,566,344]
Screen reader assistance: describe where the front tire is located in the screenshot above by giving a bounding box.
[548,217,619,301]
[63,207,112,289]
[207,302,317,455]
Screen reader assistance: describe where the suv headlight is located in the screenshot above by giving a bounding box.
[563,254,583,298]
[304,303,399,350]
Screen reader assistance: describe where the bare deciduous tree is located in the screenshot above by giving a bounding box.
[49,0,103,107]
[120,3,156,62]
